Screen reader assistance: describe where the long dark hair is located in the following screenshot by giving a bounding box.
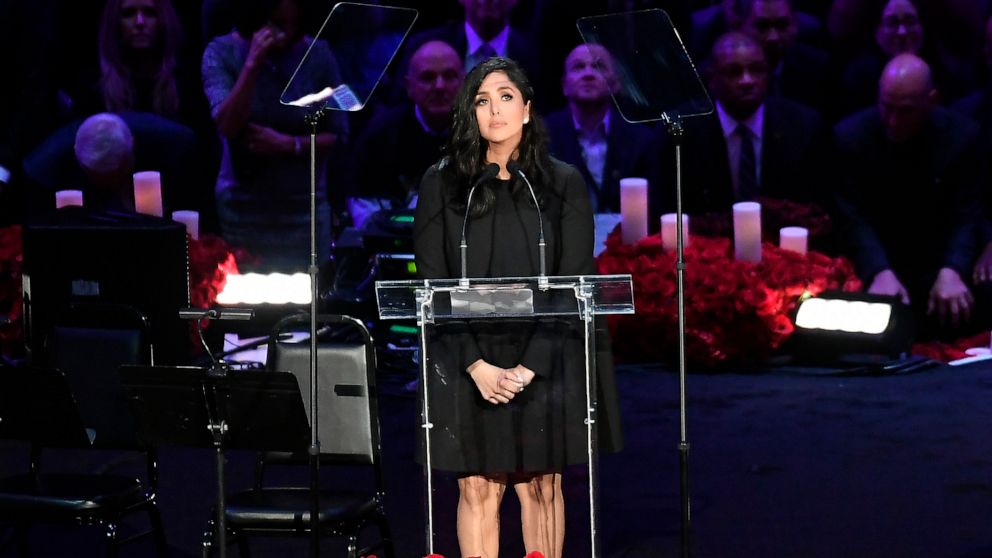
[98,0,182,117]
[444,57,552,217]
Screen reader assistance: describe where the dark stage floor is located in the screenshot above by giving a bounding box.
[2,360,992,557]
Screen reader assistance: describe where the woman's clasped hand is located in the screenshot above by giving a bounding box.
[467,360,535,404]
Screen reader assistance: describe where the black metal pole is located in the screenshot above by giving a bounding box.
[305,112,322,558]
[661,112,692,558]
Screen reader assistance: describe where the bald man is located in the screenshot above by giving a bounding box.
[345,40,464,228]
[543,43,660,215]
[834,53,988,338]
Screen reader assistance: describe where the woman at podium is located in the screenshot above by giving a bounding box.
[414,56,623,558]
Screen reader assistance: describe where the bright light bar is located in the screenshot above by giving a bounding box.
[794,297,892,335]
[216,273,312,305]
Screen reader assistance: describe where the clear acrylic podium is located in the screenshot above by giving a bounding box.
[376,274,634,557]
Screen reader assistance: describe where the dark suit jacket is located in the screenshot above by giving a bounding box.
[544,107,661,216]
[951,87,992,125]
[833,106,983,289]
[658,97,832,216]
[344,102,448,203]
[773,43,833,115]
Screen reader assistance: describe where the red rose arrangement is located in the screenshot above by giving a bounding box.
[0,225,24,359]
[188,233,250,310]
[911,331,991,363]
[596,227,862,368]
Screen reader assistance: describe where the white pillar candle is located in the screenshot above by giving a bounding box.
[660,213,690,251]
[620,177,649,245]
[172,210,200,240]
[779,226,808,255]
[133,171,163,217]
[55,189,83,208]
[733,201,762,263]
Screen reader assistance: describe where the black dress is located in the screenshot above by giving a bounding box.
[413,158,623,473]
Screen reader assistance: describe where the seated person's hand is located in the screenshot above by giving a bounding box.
[928,267,974,329]
[244,123,291,155]
[868,269,910,305]
[467,360,517,405]
[973,241,992,284]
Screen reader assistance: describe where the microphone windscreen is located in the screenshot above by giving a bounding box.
[482,162,500,180]
[506,159,522,176]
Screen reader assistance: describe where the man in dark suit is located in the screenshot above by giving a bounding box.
[345,40,463,229]
[739,0,833,113]
[834,53,987,338]
[399,0,542,102]
[660,32,831,218]
[544,43,661,217]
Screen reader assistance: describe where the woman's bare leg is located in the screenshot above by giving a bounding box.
[457,473,507,558]
[514,472,564,558]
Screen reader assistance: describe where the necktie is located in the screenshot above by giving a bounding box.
[469,43,496,69]
[736,125,758,200]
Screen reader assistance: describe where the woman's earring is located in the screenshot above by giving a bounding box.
[523,117,530,124]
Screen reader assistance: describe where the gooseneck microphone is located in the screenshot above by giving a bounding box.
[460,163,501,285]
[506,160,547,284]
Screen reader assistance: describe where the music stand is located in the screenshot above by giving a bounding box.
[577,10,714,558]
[119,365,310,558]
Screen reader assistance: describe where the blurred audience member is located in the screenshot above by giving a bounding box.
[346,40,463,229]
[740,0,833,113]
[21,111,201,218]
[72,113,136,211]
[400,0,541,101]
[829,0,985,104]
[833,54,988,338]
[201,0,348,271]
[97,0,183,117]
[660,33,832,220]
[690,0,827,59]
[544,43,660,215]
[837,0,955,116]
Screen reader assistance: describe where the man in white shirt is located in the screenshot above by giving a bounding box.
[544,43,661,216]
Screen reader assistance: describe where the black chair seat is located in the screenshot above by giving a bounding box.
[0,473,147,519]
[225,487,378,529]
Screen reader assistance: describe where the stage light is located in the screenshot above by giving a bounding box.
[795,297,892,334]
[215,273,312,305]
[789,291,914,361]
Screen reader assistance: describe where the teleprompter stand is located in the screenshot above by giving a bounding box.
[577,10,714,557]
